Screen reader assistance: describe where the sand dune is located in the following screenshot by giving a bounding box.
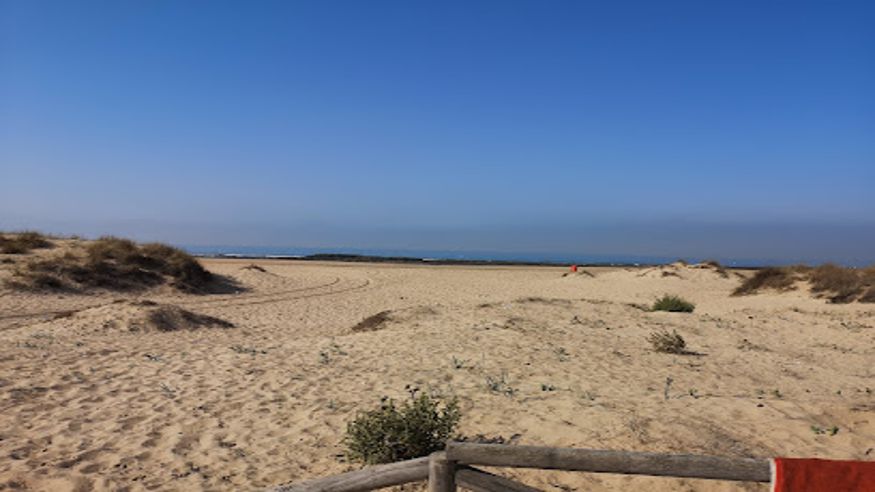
[1,258,873,491]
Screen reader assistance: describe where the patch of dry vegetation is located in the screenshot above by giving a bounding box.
[351,310,393,332]
[0,231,53,254]
[732,267,799,296]
[734,264,875,303]
[132,302,234,332]
[647,330,687,354]
[701,259,729,278]
[6,237,215,293]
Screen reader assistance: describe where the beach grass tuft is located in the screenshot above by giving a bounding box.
[652,294,695,313]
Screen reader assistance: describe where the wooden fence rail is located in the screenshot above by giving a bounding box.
[269,441,772,491]
[268,456,429,492]
[445,442,772,483]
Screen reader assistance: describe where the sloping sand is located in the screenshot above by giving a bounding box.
[1,259,873,491]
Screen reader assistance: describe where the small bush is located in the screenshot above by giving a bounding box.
[351,310,393,332]
[652,295,695,313]
[809,264,863,303]
[344,391,460,464]
[732,267,796,296]
[0,231,53,254]
[141,305,234,332]
[648,330,687,354]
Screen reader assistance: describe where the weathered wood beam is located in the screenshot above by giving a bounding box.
[446,443,770,483]
[269,456,430,492]
[456,467,542,492]
[429,451,456,491]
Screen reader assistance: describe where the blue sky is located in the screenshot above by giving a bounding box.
[1,1,873,263]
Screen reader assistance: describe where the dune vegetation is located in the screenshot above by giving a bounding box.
[733,264,875,303]
[0,231,53,254]
[5,236,214,293]
[651,294,695,313]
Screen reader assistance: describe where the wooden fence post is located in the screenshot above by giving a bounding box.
[429,451,456,492]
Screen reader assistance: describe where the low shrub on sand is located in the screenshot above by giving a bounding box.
[7,237,213,293]
[809,264,865,303]
[351,310,393,332]
[652,295,695,313]
[0,231,53,254]
[734,264,875,303]
[732,267,797,296]
[138,303,234,332]
[344,390,460,464]
[648,330,687,354]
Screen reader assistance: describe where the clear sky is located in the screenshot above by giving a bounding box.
[2,1,873,264]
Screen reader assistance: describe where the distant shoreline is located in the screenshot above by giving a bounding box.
[195,252,756,269]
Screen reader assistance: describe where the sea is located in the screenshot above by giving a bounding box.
[180,245,843,268]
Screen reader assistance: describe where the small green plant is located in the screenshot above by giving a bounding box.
[648,330,687,354]
[652,295,695,313]
[344,390,460,464]
[328,341,347,355]
[810,425,840,436]
[554,347,570,362]
[485,373,517,397]
[320,341,347,363]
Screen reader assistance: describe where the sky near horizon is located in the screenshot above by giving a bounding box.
[1,1,874,263]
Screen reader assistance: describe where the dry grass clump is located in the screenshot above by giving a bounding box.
[137,304,234,332]
[0,231,53,254]
[732,267,798,296]
[351,310,393,332]
[647,330,687,354]
[734,264,875,303]
[809,264,865,303]
[652,294,695,313]
[701,259,729,278]
[344,390,460,464]
[7,237,214,293]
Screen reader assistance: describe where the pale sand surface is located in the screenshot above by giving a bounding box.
[1,258,874,491]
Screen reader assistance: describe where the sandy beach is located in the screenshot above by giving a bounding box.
[1,257,873,491]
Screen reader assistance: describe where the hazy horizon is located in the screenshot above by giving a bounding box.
[2,216,874,266]
[2,2,873,264]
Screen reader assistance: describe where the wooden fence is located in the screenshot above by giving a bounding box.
[269,442,772,491]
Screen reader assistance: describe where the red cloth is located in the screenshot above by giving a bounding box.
[773,458,875,492]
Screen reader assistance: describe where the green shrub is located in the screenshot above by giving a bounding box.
[344,392,460,464]
[648,330,687,354]
[652,295,695,313]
